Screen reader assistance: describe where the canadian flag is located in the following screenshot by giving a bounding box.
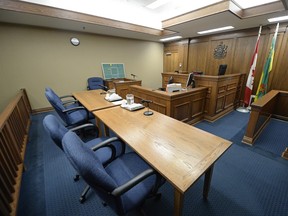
[243,26,262,107]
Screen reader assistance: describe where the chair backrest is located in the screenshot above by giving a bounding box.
[62,131,117,192]
[43,114,68,150]
[45,88,68,123]
[87,77,104,90]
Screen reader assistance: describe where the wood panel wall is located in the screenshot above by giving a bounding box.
[163,23,288,101]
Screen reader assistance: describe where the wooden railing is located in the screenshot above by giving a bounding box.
[0,89,32,216]
[242,90,288,145]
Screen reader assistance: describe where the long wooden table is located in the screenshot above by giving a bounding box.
[73,89,119,111]
[73,89,121,135]
[93,106,232,216]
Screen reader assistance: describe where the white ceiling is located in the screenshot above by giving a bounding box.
[0,0,287,42]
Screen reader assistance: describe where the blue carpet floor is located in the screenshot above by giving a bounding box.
[17,111,288,216]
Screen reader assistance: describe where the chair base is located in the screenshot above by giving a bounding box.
[79,185,91,204]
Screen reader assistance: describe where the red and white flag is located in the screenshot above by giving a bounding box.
[243,26,262,106]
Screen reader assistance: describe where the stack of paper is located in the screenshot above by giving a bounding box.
[121,103,144,111]
[105,93,122,102]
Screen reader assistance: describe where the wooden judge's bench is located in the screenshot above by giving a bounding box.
[162,72,245,122]
[104,78,142,98]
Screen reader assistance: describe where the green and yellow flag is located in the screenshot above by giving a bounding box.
[255,23,279,100]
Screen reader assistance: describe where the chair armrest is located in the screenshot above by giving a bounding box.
[62,106,86,113]
[91,137,120,151]
[91,137,121,164]
[111,168,156,197]
[69,123,95,132]
[60,94,75,100]
[62,99,78,106]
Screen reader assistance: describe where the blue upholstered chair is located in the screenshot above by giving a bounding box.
[45,87,93,128]
[87,77,107,90]
[43,114,125,202]
[62,131,164,215]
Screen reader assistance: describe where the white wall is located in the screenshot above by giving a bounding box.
[0,24,163,112]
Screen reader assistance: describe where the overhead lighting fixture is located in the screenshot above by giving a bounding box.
[160,36,182,42]
[146,0,172,9]
[268,15,288,22]
[233,0,279,9]
[197,26,234,35]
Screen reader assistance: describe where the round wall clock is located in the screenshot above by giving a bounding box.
[70,37,80,46]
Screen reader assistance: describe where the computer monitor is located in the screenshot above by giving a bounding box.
[218,64,227,75]
[186,73,195,88]
[168,76,174,84]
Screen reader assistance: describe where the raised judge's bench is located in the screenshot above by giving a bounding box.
[130,85,207,124]
[104,78,141,98]
[162,72,244,122]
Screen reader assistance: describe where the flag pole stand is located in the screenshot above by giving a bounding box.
[236,106,250,113]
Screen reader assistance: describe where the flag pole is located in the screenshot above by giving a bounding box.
[255,23,279,101]
[237,25,262,113]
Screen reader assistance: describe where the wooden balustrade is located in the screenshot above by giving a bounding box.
[0,89,32,216]
[242,90,288,146]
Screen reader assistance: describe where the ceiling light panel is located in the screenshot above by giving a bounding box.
[197,26,234,35]
[233,0,279,9]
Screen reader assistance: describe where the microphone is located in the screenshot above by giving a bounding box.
[131,74,136,79]
[141,99,152,104]
[141,99,153,116]
[98,84,108,91]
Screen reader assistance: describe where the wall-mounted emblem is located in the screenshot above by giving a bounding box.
[214,42,228,59]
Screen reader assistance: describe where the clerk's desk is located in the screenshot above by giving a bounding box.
[93,106,232,216]
[162,72,245,122]
[130,85,207,124]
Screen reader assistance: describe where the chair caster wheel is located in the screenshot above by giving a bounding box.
[102,201,107,207]
[80,196,86,204]
[74,175,80,181]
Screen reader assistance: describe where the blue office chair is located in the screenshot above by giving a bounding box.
[62,131,164,215]
[87,77,107,90]
[43,114,125,202]
[45,87,94,128]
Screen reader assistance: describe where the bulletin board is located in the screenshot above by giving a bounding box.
[101,63,126,79]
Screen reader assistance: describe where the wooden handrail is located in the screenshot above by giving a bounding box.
[242,90,288,145]
[0,89,31,216]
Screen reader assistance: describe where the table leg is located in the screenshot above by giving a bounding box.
[203,164,214,199]
[174,189,184,216]
[95,116,110,137]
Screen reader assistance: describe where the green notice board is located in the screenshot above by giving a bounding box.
[101,63,126,79]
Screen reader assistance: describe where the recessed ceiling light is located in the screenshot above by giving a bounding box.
[160,36,182,42]
[268,15,288,22]
[197,26,234,35]
[233,0,279,9]
[146,0,172,9]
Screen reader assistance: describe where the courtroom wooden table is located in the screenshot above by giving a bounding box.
[73,89,119,112]
[93,106,232,216]
[73,89,121,136]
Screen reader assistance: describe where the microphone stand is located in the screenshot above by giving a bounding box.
[131,74,136,80]
[142,100,153,116]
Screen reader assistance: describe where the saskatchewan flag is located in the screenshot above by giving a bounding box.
[255,23,279,101]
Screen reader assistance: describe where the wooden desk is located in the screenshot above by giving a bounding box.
[130,85,207,124]
[162,72,244,122]
[73,89,118,112]
[104,78,142,98]
[93,106,232,215]
[73,89,120,136]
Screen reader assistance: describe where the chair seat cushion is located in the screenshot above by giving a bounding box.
[105,152,157,213]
